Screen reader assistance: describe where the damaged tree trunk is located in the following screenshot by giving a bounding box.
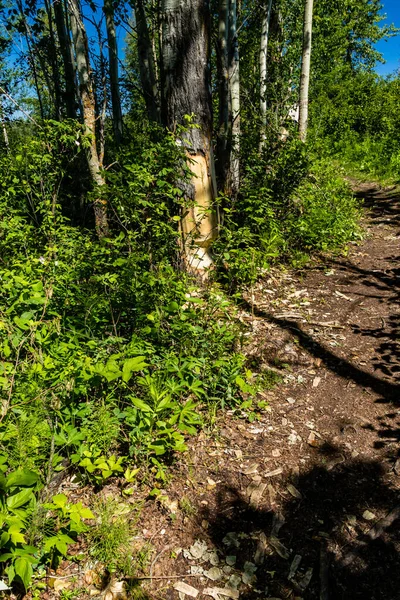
[68,0,109,238]
[161,0,218,273]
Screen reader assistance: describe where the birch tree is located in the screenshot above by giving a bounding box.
[228,0,240,196]
[298,0,313,142]
[161,0,218,272]
[259,0,273,150]
[216,0,229,189]
[68,0,109,238]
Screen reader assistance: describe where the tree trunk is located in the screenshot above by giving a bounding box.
[161,0,218,273]
[259,0,273,151]
[298,0,314,142]
[133,0,160,123]
[68,0,109,238]
[44,0,62,120]
[104,0,123,142]
[216,0,229,191]
[228,0,240,197]
[54,0,77,119]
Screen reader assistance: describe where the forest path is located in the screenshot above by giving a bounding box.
[142,182,400,600]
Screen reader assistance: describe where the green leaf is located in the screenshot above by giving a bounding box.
[51,494,67,508]
[78,507,94,519]
[14,557,33,590]
[6,488,34,510]
[8,525,25,545]
[122,356,147,382]
[130,397,152,412]
[6,470,39,488]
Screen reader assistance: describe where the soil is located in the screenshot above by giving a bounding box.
[49,182,400,600]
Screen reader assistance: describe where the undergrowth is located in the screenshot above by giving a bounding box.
[0,120,362,591]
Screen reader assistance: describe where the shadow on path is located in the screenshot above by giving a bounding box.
[202,452,400,599]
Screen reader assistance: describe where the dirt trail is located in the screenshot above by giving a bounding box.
[140,182,400,600]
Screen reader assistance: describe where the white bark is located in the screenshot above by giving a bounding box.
[299,0,314,142]
[228,0,240,196]
[259,0,273,150]
[217,0,229,188]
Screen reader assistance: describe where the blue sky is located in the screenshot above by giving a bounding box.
[375,0,400,75]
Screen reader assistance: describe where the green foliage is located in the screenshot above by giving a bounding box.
[213,136,361,287]
[310,70,400,182]
[88,498,143,577]
[0,462,93,591]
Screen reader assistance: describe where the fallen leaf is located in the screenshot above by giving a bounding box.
[265,468,283,477]
[205,567,223,581]
[248,482,267,507]
[241,463,259,475]
[288,554,302,580]
[363,510,376,521]
[271,512,285,537]
[254,532,268,565]
[204,588,239,600]
[223,532,241,548]
[188,539,209,560]
[287,484,302,499]
[312,377,321,388]
[173,582,199,598]
[296,567,313,591]
[269,536,290,559]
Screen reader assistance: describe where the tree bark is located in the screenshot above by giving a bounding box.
[216,0,229,191]
[54,0,77,119]
[161,0,218,273]
[68,0,109,238]
[44,0,62,120]
[228,0,240,197]
[104,0,123,142]
[299,0,314,142]
[133,0,160,123]
[259,0,273,151]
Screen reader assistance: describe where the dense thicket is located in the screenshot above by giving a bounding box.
[0,0,397,591]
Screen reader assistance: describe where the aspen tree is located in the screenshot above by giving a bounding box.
[299,0,314,142]
[69,0,109,238]
[161,0,218,272]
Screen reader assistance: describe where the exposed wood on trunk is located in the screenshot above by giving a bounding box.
[104,0,123,142]
[134,0,160,123]
[161,0,218,273]
[54,0,77,119]
[259,0,273,151]
[228,0,240,197]
[69,0,109,238]
[299,0,314,142]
